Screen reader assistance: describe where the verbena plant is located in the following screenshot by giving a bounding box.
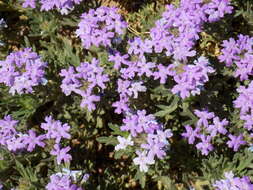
[0,0,252,189]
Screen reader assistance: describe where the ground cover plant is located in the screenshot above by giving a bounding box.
[0,0,253,189]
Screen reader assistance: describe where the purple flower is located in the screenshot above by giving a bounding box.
[182,125,200,144]
[60,58,109,111]
[50,144,72,165]
[121,114,140,137]
[22,0,36,8]
[141,135,166,159]
[213,171,253,190]
[0,48,47,95]
[46,173,83,190]
[6,136,25,152]
[108,52,129,70]
[80,93,100,111]
[128,81,147,99]
[76,6,127,49]
[112,96,130,114]
[226,134,246,151]
[22,130,45,152]
[206,117,228,137]
[240,113,253,131]
[194,109,215,128]
[0,115,18,146]
[137,60,156,77]
[171,57,215,98]
[219,37,239,66]
[133,150,155,173]
[203,0,233,22]
[115,135,134,151]
[219,34,253,80]
[153,64,174,84]
[128,37,152,56]
[156,129,173,144]
[196,135,214,155]
[41,116,71,143]
[234,82,253,115]
[38,0,83,14]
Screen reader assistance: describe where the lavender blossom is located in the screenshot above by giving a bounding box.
[0,115,18,147]
[219,34,253,81]
[22,130,45,152]
[22,0,36,8]
[128,81,147,98]
[40,116,71,143]
[76,6,127,49]
[226,134,246,151]
[206,117,228,137]
[234,82,253,115]
[148,0,232,61]
[0,48,47,95]
[22,0,83,14]
[182,125,201,144]
[119,110,173,172]
[60,58,109,111]
[203,0,233,22]
[120,110,156,137]
[115,135,134,151]
[194,109,215,128]
[171,57,215,98]
[213,171,253,190]
[133,150,155,172]
[50,144,72,165]
[196,135,214,155]
[46,173,83,190]
[141,135,166,159]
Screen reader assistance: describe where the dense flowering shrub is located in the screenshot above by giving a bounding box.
[0,0,253,189]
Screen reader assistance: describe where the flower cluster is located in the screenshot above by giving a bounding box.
[181,109,246,155]
[219,34,253,80]
[46,173,83,190]
[213,171,253,190]
[112,78,147,114]
[108,0,230,104]
[146,0,232,60]
[0,48,47,95]
[0,115,72,164]
[171,57,215,98]
[233,81,253,141]
[0,115,45,152]
[76,6,127,49]
[40,116,72,164]
[41,116,71,143]
[116,110,173,172]
[22,0,83,14]
[60,58,109,111]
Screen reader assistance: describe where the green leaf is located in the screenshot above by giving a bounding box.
[134,170,146,188]
[96,136,118,146]
[155,96,179,117]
